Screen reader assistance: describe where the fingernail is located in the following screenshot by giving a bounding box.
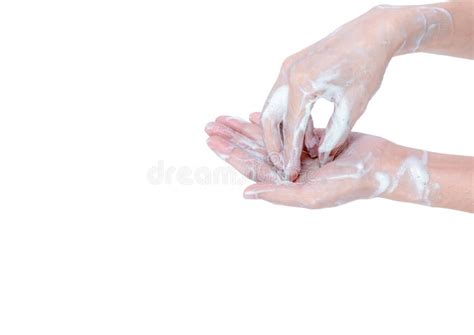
[269,152,284,170]
[284,165,299,182]
[224,115,246,123]
[307,144,318,158]
[204,122,212,131]
[243,190,258,199]
[318,151,331,166]
[285,171,298,182]
[249,112,259,119]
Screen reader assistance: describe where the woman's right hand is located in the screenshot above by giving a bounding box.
[260,5,454,181]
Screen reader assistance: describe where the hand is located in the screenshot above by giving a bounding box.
[260,5,454,181]
[205,113,442,209]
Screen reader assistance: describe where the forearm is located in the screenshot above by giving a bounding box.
[379,1,474,59]
[429,1,474,58]
[380,145,474,212]
[427,151,474,211]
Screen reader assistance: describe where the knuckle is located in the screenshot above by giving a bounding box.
[280,55,296,73]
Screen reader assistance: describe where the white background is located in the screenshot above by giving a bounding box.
[0,0,473,334]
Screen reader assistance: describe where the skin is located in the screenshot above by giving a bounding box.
[205,113,473,212]
[260,1,474,181]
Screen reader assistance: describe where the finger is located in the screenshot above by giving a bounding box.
[283,87,316,181]
[215,115,263,144]
[243,182,311,208]
[249,112,261,125]
[207,136,282,183]
[318,95,366,165]
[205,122,266,158]
[261,85,289,170]
[312,127,325,139]
[304,116,318,158]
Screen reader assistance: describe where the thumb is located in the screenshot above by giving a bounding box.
[243,182,308,208]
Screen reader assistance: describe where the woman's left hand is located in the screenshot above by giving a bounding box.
[205,113,439,209]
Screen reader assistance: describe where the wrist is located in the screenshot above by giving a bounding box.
[369,140,473,212]
[370,143,436,206]
[425,152,474,212]
[374,4,454,56]
[384,146,432,205]
[366,5,408,58]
